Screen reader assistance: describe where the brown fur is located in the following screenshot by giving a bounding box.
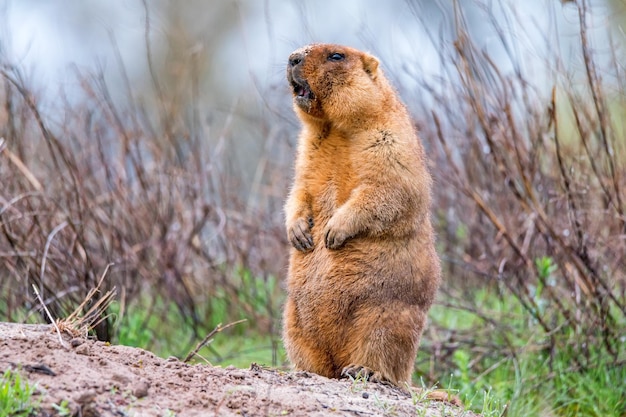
[282,44,441,386]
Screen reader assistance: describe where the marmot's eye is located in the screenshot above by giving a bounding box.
[328,53,345,62]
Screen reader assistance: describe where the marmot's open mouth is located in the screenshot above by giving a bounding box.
[292,80,315,100]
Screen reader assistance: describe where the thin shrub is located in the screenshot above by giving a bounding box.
[0,47,288,352]
[409,0,625,407]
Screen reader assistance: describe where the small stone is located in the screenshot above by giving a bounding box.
[75,343,90,356]
[362,392,369,399]
[132,381,150,399]
[111,374,130,385]
[75,390,97,404]
[228,370,246,379]
[70,338,84,347]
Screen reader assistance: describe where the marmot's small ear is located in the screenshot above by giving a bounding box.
[362,54,379,79]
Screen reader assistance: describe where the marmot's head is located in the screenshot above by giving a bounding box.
[287,44,383,124]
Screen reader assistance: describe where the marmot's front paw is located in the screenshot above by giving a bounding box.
[324,215,351,249]
[288,217,314,252]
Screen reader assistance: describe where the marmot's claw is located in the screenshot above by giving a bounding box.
[324,227,347,249]
[291,232,314,252]
[293,237,313,252]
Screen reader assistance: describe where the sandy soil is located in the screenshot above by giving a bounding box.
[0,322,476,417]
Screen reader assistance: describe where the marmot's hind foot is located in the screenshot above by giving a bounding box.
[341,364,391,386]
[422,389,464,407]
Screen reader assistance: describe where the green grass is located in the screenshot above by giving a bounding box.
[424,288,626,417]
[109,296,284,367]
[0,369,39,417]
[109,269,285,367]
[476,349,626,417]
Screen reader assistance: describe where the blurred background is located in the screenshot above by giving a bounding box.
[1,1,625,415]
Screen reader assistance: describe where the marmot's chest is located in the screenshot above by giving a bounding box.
[304,139,359,217]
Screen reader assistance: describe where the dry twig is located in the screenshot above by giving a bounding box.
[184,319,247,363]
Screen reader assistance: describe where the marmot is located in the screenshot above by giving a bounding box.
[282,44,441,386]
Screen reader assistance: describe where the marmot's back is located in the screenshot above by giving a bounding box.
[282,43,441,386]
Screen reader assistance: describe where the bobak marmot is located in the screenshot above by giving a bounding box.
[282,43,441,387]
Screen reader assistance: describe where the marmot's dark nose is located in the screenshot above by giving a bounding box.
[289,52,304,67]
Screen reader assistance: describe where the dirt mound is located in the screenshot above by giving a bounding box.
[0,322,475,416]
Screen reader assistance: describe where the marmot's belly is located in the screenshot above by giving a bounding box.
[289,239,421,328]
